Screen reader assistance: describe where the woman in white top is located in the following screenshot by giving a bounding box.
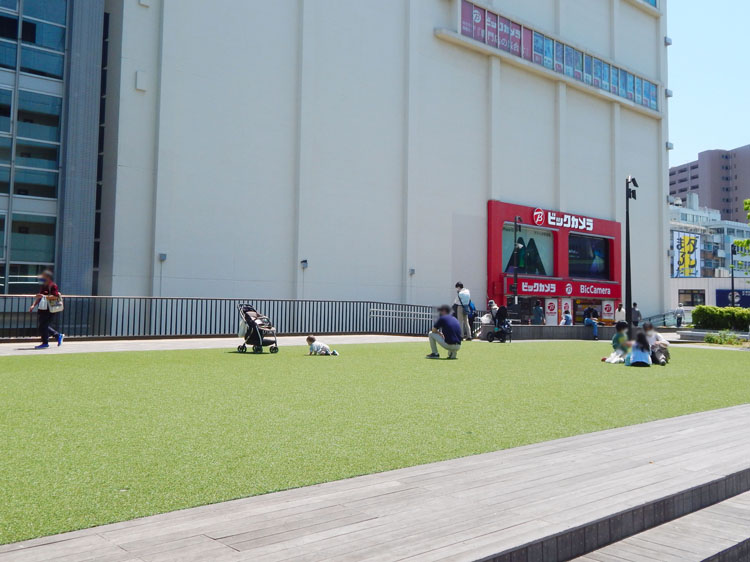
[642,322,669,366]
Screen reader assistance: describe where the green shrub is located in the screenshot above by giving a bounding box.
[693,306,750,331]
[704,330,741,346]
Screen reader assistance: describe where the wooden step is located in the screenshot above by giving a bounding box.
[574,491,750,562]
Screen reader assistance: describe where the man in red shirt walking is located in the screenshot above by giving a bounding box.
[28,270,64,349]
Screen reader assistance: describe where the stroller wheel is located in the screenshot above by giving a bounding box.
[270,345,279,354]
[252,345,263,354]
[237,345,247,353]
[487,332,495,343]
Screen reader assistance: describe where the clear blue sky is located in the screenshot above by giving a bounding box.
[668,1,750,166]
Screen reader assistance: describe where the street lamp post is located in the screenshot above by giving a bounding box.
[625,176,638,337]
[729,242,737,306]
[512,216,522,307]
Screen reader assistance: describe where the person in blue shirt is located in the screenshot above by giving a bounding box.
[531,300,545,325]
[583,305,599,340]
[559,308,573,326]
[427,305,462,360]
[625,331,651,367]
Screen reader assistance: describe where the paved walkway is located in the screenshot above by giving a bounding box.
[2,405,749,562]
[0,335,422,357]
[3,334,742,358]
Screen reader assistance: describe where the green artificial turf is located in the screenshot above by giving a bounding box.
[1,341,748,543]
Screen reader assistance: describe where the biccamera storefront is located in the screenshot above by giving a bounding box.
[488,200,622,325]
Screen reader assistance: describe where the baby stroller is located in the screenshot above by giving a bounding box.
[487,305,513,343]
[236,304,279,354]
[487,318,513,343]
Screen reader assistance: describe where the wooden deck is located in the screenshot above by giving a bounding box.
[576,491,750,562]
[2,405,750,562]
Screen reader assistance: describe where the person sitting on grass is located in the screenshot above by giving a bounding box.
[306,335,338,356]
[625,332,651,367]
[643,322,670,366]
[602,321,629,363]
[426,304,462,360]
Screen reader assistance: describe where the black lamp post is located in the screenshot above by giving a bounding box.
[625,176,638,336]
[730,243,737,306]
[512,216,523,307]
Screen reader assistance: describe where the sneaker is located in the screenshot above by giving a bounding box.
[57,334,64,347]
[660,359,666,366]
[594,336,599,341]
[331,350,339,356]
[425,353,440,359]
[35,343,49,349]
[447,354,458,360]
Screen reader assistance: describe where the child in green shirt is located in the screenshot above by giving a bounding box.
[602,321,629,364]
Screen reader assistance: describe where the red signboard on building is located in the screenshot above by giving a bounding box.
[487,200,622,305]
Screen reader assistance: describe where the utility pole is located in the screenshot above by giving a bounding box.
[512,216,522,307]
[625,176,638,337]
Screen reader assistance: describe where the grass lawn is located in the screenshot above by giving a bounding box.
[1,341,749,544]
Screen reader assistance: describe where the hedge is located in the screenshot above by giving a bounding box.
[692,306,750,331]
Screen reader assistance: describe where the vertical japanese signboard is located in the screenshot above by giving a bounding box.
[522,27,533,60]
[554,41,564,73]
[509,21,521,56]
[635,76,642,105]
[472,4,485,42]
[485,11,498,48]
[532,31,544,65]
[673,232,701,278]
[497,16,510,51]
[593,58,602,87]
[461,0,473,37]
[543,37,553,69]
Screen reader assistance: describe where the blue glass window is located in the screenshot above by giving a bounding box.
[0,213,5,260]
[0,13,17,39]
[14,168,57,198]
[0,88,10,133]
[21,46,63,78]
[8,263,49,293]
[17,90,61,141]
[0,165,7,195]
[0,0,17,11]
[10,213,56,262]
[22,19,64,51]
[15,139,58,169]
[23,0,66,25]
[0,40,16,70]
[0,135,11,164]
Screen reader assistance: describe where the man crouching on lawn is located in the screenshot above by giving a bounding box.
[426,305,462,360]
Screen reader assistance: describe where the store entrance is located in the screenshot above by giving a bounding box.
[507,296,542,324]
[572,299,601,325]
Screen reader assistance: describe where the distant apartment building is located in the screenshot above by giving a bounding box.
[669,144,750,223]
[669,192,750,308]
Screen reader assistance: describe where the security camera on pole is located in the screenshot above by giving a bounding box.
[625,175,638,338]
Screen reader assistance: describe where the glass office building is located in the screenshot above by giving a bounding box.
[0,0,103,294]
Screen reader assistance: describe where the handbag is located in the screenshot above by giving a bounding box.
[47,294,64,314]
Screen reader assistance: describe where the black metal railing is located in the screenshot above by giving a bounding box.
[0,296,444,340]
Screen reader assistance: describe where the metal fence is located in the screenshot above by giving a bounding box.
[641,310,693,328]
[0,296,441,340]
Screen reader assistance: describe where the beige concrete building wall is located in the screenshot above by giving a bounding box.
[98,0,670,315]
